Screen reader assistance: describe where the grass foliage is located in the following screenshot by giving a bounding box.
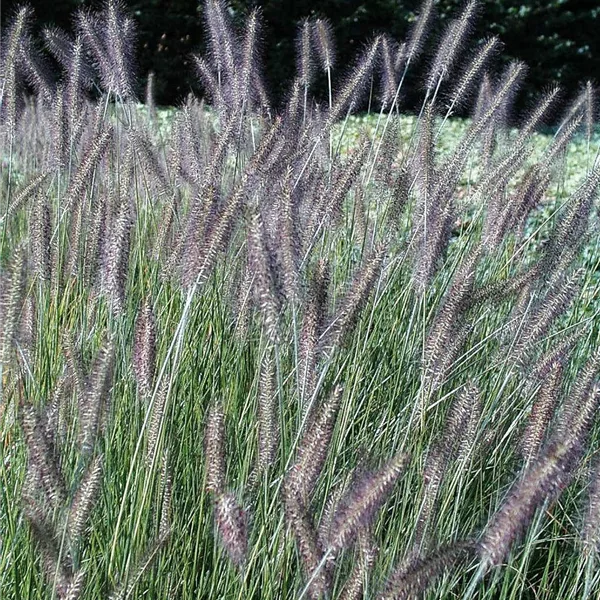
[1,1,600,599]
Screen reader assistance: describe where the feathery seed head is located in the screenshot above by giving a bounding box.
[18,293,36,353]
[541,113,583,172]
[448,36,500,110]
[43,26,73,67]
[100,200,132,315]
[426,0,478,93]
[77,1,137,98]
[203,0,238,109]
[247,208,281,344]
[328,36,381,124]
[582,456,600,553]
[277,166,301,301]
[214,492,248,569]
[68,454,104,542]
[297,19,314,87]
[511,268,583,366]
[479,440,578,569]
[473,72,492,123]
[378,541,474,600]
[442,380,481,462]
[520,361,563,463]
[0,5,33,136]
[405,0,435,64]
[20,401,67,511]
[298,259,330,404]
[414,102,436,201]
[78,335,116,456]
[159,453,173,540]
[192,53,222,107]
[323,244,385,351]
[104,1,137,98]
[22,501,71,596]
[481,377,599,571]
[236,7,264,112]
[313,19,335,72]
[133,298,157,398]
[338,531,378,600]
[205,401,226,495]
[583,81,595,143]
[6,171,50,220]
[327,452,410,555]
[379,35,401,107]
[256,347,279,474]
[146,376,169,467]
[553,352,600,443]
[283,488,333,599]
[286,385,343,504]
[527,331,581,388]
[63,126,113,213]
[0,247,26,368]
[518,85,561,138]
[17,34,55,103]
[63,570,87,600]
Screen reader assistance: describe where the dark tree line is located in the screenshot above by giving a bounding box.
[2,0,598,120]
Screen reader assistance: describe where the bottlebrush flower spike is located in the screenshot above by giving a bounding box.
[378,541,474,600]
[298,259,330,406]
[480,381,600,569]
[322,244,385,352]
[582,456,600,553]
[286,385,342,504]
[327,452,410,555]
[312,19,335,72]
[78,335,116,455]
[284,489,332,599]
[133,298,157,399]
[205,401,226,495]
[20,401,67,512]
[426,0,478,93]
[256,347,279,474]
[247,208,281,345]
[339,531,378,600]
[214,492,248,569]
[520,361,563,463]
[68,455,104,542]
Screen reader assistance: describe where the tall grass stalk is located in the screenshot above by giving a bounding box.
[1,1,600,599]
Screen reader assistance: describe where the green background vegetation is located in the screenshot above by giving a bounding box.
[2,0,599,115]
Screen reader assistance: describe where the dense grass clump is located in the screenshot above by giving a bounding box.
[1,1,600,598]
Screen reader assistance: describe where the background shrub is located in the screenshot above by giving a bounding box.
[2,0,598,117]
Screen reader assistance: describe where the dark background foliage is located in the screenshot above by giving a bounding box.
[2,0,599,120]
